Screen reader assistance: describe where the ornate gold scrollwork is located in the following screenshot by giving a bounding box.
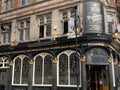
[108,56,112,63]
[9,61,14,66]
[51,58,57,64]
[79,55,86,62]
[28,60,34,64]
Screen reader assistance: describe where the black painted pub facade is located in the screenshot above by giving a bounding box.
[0,1,120,90]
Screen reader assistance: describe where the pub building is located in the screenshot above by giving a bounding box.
[0,0,120,90]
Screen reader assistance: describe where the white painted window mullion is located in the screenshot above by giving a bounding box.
[42,57,44,85]
[20,59,23,84]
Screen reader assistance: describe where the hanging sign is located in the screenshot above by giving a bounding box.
[83,1,104,33]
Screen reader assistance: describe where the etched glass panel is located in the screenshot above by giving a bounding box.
[22,57,29,84]
[44,55,52,84]
[14,58,21,84]
[34,56,43,84]
[70,53,78,85]
[59,54,68,85]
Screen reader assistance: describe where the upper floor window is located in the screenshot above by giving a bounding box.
[1,24,11,44]
[4,0,14,11]
[18,19,30,41]
[38,14,51,38]
[61,9,77,34]
[20,0,31,6]
[107,14,114,34]
[33,53,52,86]
[12,55,29,85]
[117,8,120,23]
[57,50,81,87]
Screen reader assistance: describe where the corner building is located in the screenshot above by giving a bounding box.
[0,0,120,90]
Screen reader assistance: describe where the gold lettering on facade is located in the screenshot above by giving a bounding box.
[90,4,100,12]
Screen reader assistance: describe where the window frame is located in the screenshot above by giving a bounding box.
[57,50,81,87]
[4,0,14,11]
[38,14,52,38]
[0,56,9,69]
[12,55,29,86]
[20,0,31,6]
[60,9,77,35]
[1,24,11,45]
[18,19,30,42]
[107,13,114,34]
[33,53,53,86]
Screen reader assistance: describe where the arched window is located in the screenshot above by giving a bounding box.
[57,50,81,87]
[0,56,9,68]
[12,55,29,85]
[33,53,52,86]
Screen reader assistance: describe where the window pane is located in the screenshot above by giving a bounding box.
[46,24,51,36]
[22,57,29,84]
[2,34,6,43]
[62,12,68,19]
[26,21,30,28]
[14,58,21,84]
[34,56,43,84]
[21,0,25,6]
[44,55,52,84]
[25,28,30,40]
[27,0,31,4]
[20,22,24,29]
[39,26,44,38]
[4,1,8,10]
[108,22,113,34]
[8,30,11,42]
[59,54,68,85]
[10,0,14,9]
[46,16,51,23]
[70,53,78,85]
[19,29,24,41]
[71,11,76,18]
[63,20,68,34]
[40,17,44,25]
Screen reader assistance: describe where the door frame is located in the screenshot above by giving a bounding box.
[86,65,110,90]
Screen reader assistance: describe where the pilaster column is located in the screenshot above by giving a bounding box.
[28,60,34,90]
[51,58,57,90]
[80,56,87,90]
[108,57,114,90]
[7,61,14,90]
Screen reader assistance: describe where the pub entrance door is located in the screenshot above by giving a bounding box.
[86,65,109,90]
